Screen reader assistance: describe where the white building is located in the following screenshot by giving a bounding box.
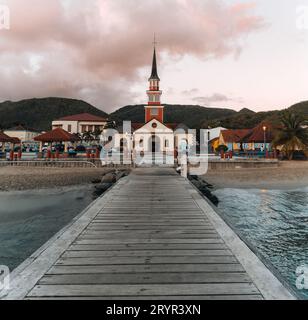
[205,127,227,142]
[4,125,41,143]
[52,113,108,134]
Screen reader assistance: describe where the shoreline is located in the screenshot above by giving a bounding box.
[0,161,308,192]
[203,161,308,190]
[0,167,111,192]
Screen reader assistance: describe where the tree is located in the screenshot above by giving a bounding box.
[76,133,84,144]
[103,120,117,130]
[215,145,228,153]
[272,112,308,160]
[93,128,103,141]
[82,131,94,143]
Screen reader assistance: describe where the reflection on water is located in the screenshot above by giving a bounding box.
[0,186,93,271]
[214,187,308,299]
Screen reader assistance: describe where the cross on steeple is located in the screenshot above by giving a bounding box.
[153,33,158,48]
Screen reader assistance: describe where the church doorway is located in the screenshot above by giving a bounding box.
[150,135,160,153]
[150,135,161,164]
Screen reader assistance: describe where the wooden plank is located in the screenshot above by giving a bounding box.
[86,226,214,231]
[74,238,225,245]
[63,249,232,258]
[39,272,252,285]
[56,256,236,266]
[47,263,245,274]
[70,243,228,251]
[28,283,260,297]
[91,220,208,224]
[79,234,221,240]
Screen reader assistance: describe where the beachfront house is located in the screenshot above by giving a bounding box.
[218,129,252,152]
[205,127,227,153]
[218,123,274,153]
[4,125,41,143]
[52,113,108,135]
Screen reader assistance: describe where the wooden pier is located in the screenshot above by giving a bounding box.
[2,168,295,300]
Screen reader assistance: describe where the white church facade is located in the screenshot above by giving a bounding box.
[101,46,195,166]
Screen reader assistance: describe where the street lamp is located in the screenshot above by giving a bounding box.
[263,126,267,158]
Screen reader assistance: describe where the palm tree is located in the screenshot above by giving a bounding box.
[76,133,83,144]
[272,112,308,160]
[82,131,94,143]
[93,128,102,141]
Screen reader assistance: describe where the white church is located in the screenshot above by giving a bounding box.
[101,46,195,166]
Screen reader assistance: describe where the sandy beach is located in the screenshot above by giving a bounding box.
[0,167,113,191]
[0,161,307,191]
[203,161,308,190]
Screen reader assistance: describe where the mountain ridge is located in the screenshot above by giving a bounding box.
[0,97,307,131]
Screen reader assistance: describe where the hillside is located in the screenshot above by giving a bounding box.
[0,97,307,132]
[110,104,237,129]
[0,98,108,131]
[205,102,308,129]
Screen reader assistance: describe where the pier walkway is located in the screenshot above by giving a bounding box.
[2,168,295,300]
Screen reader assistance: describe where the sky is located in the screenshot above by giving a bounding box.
[0,0,307,113]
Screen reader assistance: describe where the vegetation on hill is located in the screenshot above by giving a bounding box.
[0,98,108,131]
[110,104,237,129]
[205,102,308,130]
[0,97,307,132]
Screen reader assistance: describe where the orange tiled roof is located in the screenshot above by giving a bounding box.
[55,113,107,122]
[221,129,252,143]
[0,132,21,143]
[247,122,275,143]
[34,128,79,142]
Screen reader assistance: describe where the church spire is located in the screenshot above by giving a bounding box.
[145,38,164,123]
[149,47,160,81]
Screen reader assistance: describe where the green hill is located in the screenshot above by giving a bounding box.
[206,103,308,129]
[288,101,308,116]
[0,97,307,132]
[110,104,237,129]
[0,98,108,131]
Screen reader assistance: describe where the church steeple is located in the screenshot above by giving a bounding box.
[149,48,160,81]
[145,40,164,123]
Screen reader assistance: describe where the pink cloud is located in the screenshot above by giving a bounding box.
[0,0,265,111]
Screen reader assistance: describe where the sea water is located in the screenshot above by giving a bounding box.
[0,186,93,271]
[214,187,308,299]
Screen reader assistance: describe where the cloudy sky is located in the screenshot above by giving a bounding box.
[0,0,307,113]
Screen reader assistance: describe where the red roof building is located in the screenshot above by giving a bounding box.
[55,113,107,122]
[0,132,21,144]
[34,128,79,143]
[52,113,108,134]
[220,129,252,144]
[247,122,275,143]
[218,123,276,152]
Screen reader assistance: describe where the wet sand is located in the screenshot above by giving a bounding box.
[203,161,308,190]
[0,167,111,191]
